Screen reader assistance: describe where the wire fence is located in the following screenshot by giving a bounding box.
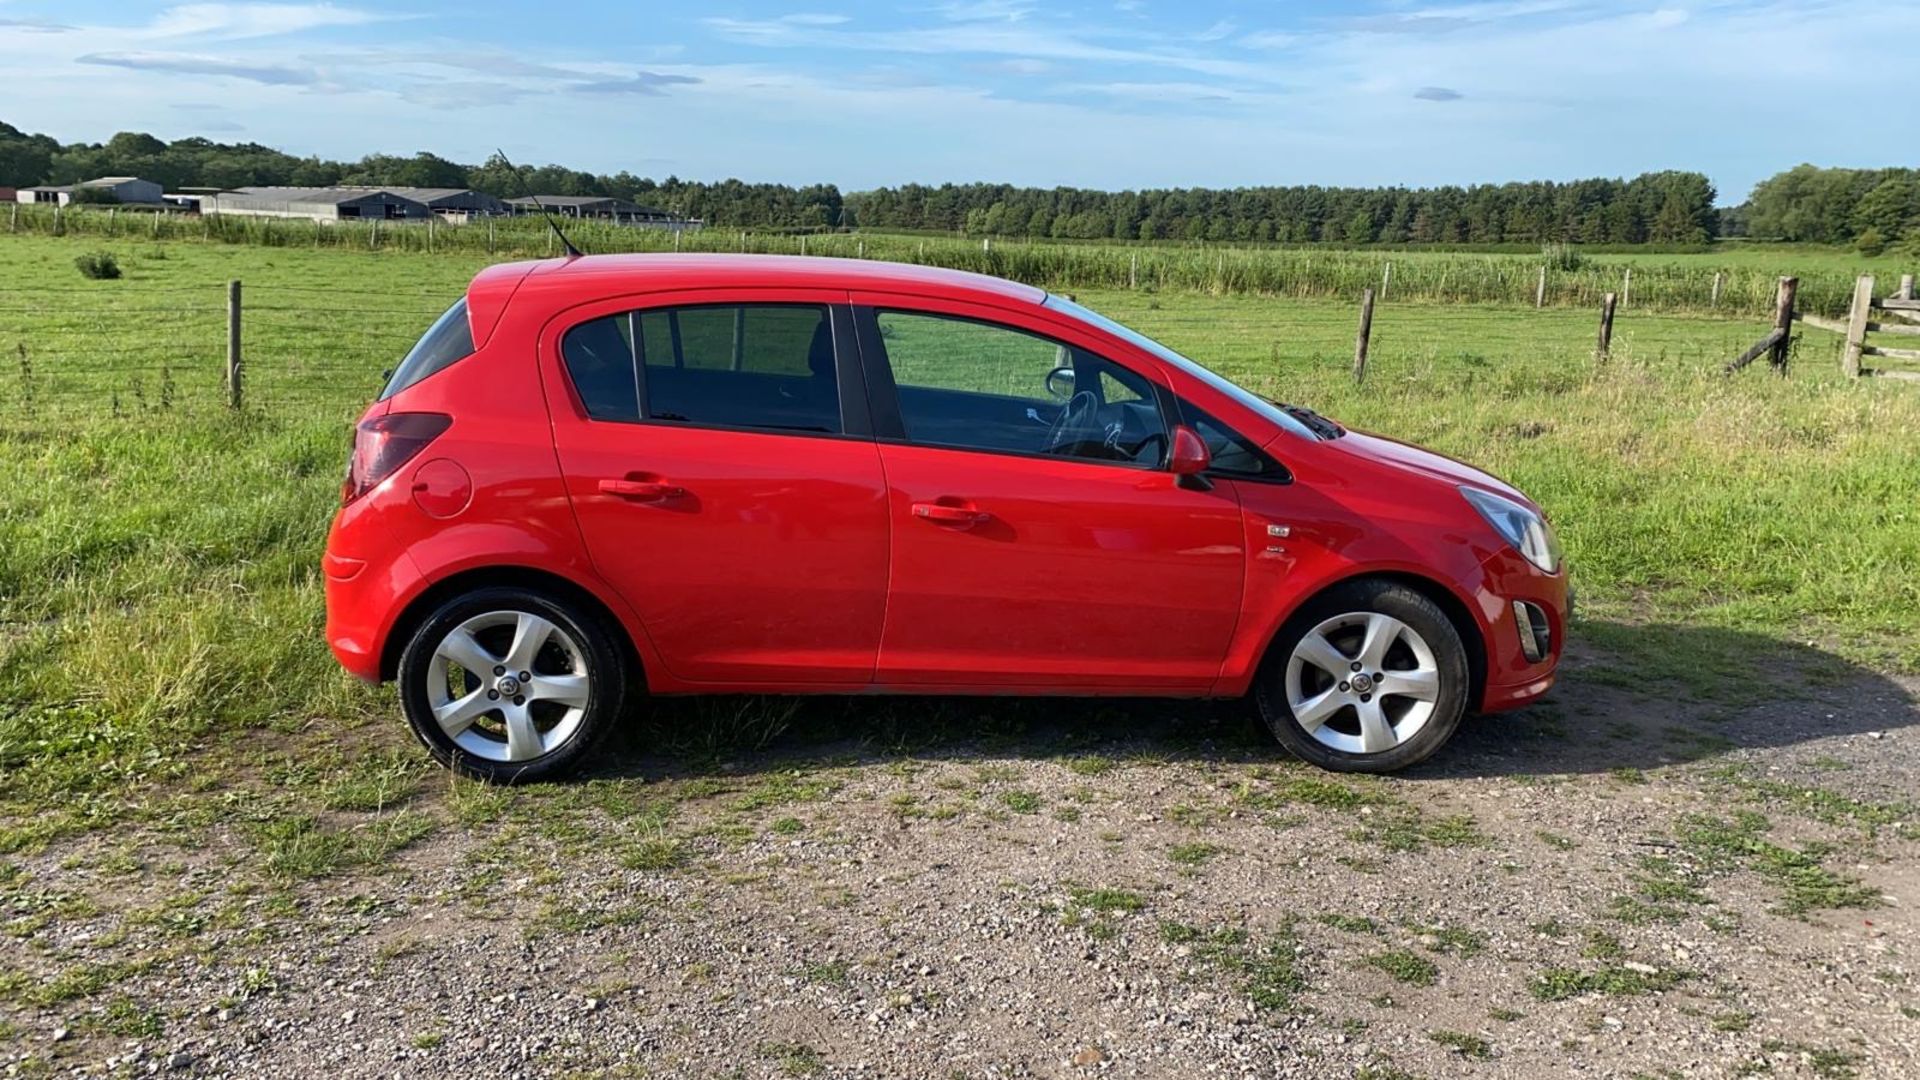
[1,281,460,423]
[1,268,1818,433]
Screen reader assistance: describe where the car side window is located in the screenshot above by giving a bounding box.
[1181,402,1289,481]
[561,304,841,434]
[874,310,1168,467]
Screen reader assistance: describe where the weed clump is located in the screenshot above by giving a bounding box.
[74,251,121,280]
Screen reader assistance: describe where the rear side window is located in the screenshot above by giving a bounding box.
[380,298,473,400]
[561,304,841,434]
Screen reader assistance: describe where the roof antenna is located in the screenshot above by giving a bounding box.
[495,147,581,258]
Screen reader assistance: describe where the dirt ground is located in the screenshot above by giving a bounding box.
[3,648,1917,1079]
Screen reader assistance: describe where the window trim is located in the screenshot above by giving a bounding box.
[1171,398,1295,486]
[554,300,872,441]
[851,304,1179,473]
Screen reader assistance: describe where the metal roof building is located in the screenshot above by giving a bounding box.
[202,187,431,223]
[505,195,695,229]
[15,177,164,206]
[380,187,509,219]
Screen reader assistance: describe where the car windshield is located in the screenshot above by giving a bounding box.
[1043,295,1324,441]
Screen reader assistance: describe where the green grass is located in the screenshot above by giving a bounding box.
[1365,949,1440,987]
[1427,1029,1493,1059]
[1529,965,1692,1001]
[1162,921,1308,1012]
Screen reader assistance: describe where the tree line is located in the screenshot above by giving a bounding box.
[1733,164,1920,255]
[847,173,1718,245]
[1,120,1909,250]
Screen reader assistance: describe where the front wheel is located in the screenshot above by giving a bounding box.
[1253,580,1470,773]
[397,587,630,783]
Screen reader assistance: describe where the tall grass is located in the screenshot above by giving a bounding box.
[8,204,1910,318]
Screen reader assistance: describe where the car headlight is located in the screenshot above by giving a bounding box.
[1460,486,1561,573]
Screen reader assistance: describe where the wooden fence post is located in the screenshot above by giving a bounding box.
[226,280,243,410]
[1900,274,1915,301]
[1622,268,1632,309]
[1768,276,1798,373]
[1711,272,1724,309]
[1535,265,1547,308]
[1842,275,1875,378]
[1128,252,1137,290]
[1381,261,1392,300]
[1596,293,1617,359]
[1352,287,1376,383]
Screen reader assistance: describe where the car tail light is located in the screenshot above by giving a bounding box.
[343,412,451,504]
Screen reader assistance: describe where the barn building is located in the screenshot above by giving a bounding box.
[201,187,431,223]
[15,177,165,206]
[380,187,509,221]
[505,195,698,230]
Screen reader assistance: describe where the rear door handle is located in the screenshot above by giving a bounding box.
[911,502,989,527]
[599,478,684,502]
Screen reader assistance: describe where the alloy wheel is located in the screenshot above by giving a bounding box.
[426,610,591,763]
[1284,611,1441,755]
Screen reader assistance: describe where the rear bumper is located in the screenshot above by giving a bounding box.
[324,531,424,685]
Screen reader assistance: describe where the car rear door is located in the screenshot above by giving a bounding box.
[851,294,1245,692]
[542,288,889,686]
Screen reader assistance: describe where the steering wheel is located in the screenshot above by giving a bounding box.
[1131,431,1169,467]
[1045,390,1100,455]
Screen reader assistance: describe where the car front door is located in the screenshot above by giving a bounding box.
[852,295,1245,691]
[543,290,889,686]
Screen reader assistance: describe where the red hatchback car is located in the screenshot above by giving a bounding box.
[325,254,1566,782]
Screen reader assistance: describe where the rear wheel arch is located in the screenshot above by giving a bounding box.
[379,565,644,687]
[1261,570,1487,709]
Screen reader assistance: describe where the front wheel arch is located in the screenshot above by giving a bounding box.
[379,565,644,689]
[1257,570,1487,712]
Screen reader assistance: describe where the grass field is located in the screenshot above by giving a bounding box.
[11,202,1917,317]
[3,230,1919,1075]
[3,230,1917,819]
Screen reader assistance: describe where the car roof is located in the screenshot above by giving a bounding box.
[484,253,1049,308]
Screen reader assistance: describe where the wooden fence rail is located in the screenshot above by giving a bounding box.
[1798,275,1920,381]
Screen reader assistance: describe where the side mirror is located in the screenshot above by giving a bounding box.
[1044,366,1076,400]
[1169,425,1211,485]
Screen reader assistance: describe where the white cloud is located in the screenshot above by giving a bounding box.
[145,3,393,40]
[78,50,322,85]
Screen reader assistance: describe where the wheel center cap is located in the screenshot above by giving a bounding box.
[496,675,522,697]
[1350,673,1375,695]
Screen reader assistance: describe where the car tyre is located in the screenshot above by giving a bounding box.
[1253,579,1469,774]
[398,586,629,783]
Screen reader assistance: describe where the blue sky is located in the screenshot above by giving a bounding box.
[3,1,1914,200]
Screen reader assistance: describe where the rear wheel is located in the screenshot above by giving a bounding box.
[398,587,629,783]
[1254,579,1469,773]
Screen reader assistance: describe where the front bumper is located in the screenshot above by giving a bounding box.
[1476,550,1570,713]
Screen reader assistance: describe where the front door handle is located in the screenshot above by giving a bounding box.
[911,502,989,528]
[599,478,684,502]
